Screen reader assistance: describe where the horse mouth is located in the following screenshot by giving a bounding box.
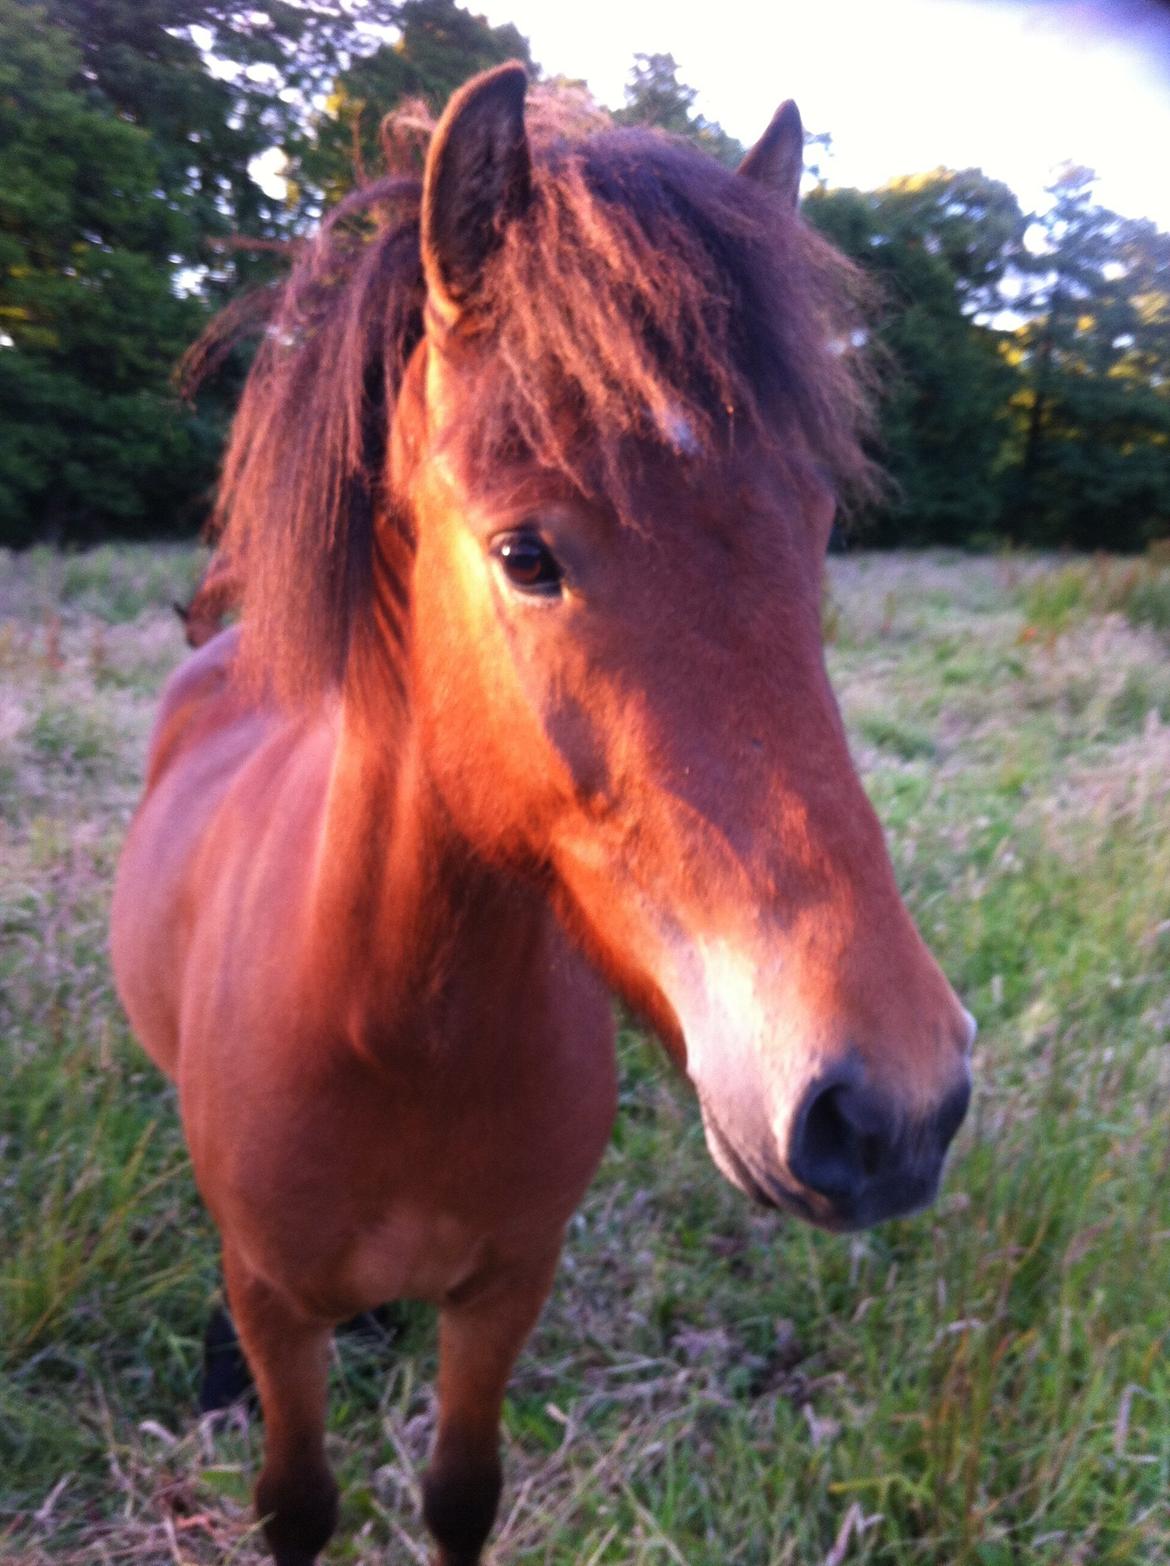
[697,1099,942,1233]
[698,1100,816,1222]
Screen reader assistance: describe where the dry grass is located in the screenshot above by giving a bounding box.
[3,544,1170,1564]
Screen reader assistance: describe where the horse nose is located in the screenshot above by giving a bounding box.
[787,1061,970,1225]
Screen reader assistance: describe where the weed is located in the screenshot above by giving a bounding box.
[25,703,117,776]
[1019,552,1170,642]
[1106,669,1170,733]
[856,713,937,762]
[58,544,204,623]
[1020,564,1089,632]
[1123,570,1170,637]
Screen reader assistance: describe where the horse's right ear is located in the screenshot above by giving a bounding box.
[738,99,804,210]
[421,63,532,329]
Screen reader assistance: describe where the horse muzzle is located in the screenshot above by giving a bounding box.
[699,1057,971,1232]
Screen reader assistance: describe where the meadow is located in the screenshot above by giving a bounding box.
[2,544,1170,1566]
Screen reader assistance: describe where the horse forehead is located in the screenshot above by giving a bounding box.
[415,344,820,558]
[631,453,816,553]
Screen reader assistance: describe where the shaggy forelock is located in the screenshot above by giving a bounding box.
[449,130,874,514]
[205,106,875,705]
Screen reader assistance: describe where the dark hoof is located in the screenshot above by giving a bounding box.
[258,1462,339,1566]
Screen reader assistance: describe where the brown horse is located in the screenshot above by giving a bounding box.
[111,65,974,1566]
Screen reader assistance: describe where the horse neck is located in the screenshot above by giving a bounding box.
[305,694,430,1013]
[305,673,538,1059]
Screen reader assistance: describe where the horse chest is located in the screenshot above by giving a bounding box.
[338,1207,491,1310]
[203,1006,617,1316]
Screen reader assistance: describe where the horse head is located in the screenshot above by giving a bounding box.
[401,66,973,1232]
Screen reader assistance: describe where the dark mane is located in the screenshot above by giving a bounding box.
[206,113,875,704]
[203,174,426,704]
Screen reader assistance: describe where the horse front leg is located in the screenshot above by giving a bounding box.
[423,1249,561,1566]
[222,1243,338,1566]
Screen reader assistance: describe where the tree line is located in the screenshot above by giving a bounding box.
[2,0,1167,550]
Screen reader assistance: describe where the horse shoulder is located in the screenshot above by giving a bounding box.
[111,628,331,1079]
[142,625,252,788]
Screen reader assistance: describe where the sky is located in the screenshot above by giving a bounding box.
[477,0,1170,228]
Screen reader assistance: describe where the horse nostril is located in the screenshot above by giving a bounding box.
[789,1071,884,1202]
[788,1064,971,1218]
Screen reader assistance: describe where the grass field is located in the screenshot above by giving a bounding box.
[3,543,1170,1565]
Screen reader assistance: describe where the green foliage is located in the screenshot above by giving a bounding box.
[1019,562,1091,632]
[879,167,1029,319]
[1124,567,1170,635]
[1,0,1167,551]
[43,0,288,254]
[808,174,1023,546]
[0,0,547,546]
[617,52,744,167]
[299,0,536,205]
[810,161,1170,552]
[0,0,220,544]
[856,712,937,760]
[1007,168,1170,550]
[1018,551,1170,640]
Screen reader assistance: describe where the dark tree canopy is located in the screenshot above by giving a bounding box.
[1006,168,1170,549]
[0,0,213,542]
[617,52,744,168]
[807,174,1023,546]
[299,0,536,207]
[808,164,1170,551]
[1,0,1167,550]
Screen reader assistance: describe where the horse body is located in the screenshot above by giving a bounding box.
[113,65,973,1565]
[114,627,616,1321]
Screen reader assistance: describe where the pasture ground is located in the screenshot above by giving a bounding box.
[2,544,1170,1565]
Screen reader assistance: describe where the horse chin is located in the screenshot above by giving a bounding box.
[697,1097,944,1234]
[697,1098,815,1224]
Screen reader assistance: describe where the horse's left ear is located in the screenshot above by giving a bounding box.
[738,99,804,209]
[421,62,532,327]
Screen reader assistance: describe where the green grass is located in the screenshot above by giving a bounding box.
[1018,550,1170,641]
[2,545,1170,1563]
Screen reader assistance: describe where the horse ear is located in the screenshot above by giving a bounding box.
[738,99,804,209]
[421,62,532,327]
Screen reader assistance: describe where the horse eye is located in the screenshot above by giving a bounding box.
[492,531,565,597]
